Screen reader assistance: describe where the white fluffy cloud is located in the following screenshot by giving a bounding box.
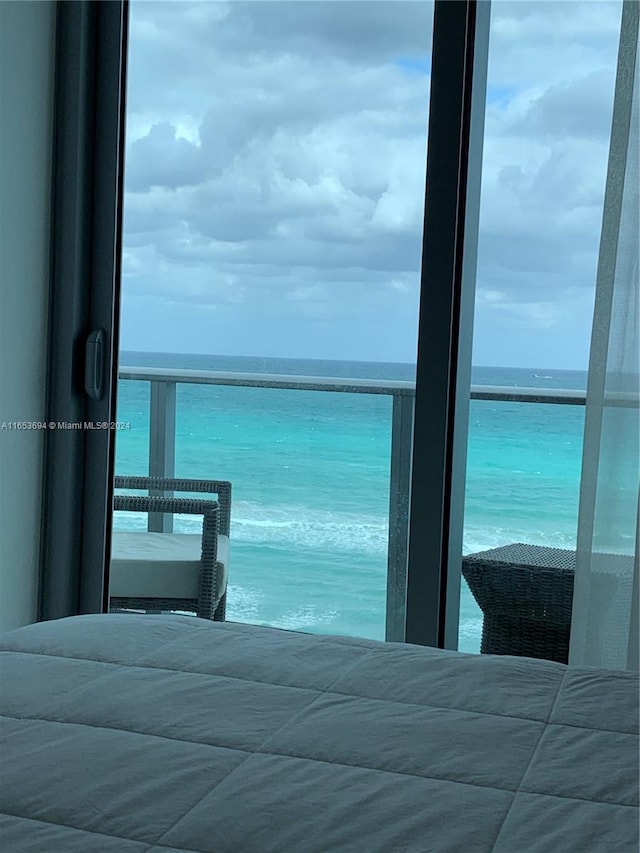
[121,0,623,367]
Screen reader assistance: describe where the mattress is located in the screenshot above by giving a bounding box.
[1,613,638,852]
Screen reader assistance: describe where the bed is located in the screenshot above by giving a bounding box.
[1,613,638,852]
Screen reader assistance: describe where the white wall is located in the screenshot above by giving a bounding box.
[0,1,56,632]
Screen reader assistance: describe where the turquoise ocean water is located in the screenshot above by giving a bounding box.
[114,353,587,652]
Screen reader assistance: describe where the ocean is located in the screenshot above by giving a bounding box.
[114,352,587,652]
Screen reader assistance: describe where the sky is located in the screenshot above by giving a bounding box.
[119,0,624,369]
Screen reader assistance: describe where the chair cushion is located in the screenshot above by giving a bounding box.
[110,533,229,600]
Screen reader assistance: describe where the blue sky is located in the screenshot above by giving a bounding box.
[120,0,623,369]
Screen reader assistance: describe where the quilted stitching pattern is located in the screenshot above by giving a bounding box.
[1,614,638,852]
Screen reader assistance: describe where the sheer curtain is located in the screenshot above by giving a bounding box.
[570,1,639,670]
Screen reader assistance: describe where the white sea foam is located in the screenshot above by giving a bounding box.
[225,584,263,623]
[457,617,483,654]
[463,525,576,555]
[113,509,576,558]
[274,604,339,631]
[112,511,149,531]
[229,501,389,555]
[223,586,339,633]
[167,584,264,625]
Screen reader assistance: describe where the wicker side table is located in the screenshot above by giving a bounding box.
[462,544,576,663]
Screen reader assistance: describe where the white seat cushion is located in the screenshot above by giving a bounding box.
[110,532,229,600]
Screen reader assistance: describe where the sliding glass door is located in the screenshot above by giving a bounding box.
[110,0,439,640]
[457,0,626,660]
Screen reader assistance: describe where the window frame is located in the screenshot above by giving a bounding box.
[39,0,490,653]
[39,0,128,620]
[405,0,490,647]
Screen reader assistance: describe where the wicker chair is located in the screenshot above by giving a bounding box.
[109,476,232,621]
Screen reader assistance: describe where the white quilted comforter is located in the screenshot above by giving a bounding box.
[1,614,638,852]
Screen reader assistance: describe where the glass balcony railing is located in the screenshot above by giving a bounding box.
[113,366,587,650]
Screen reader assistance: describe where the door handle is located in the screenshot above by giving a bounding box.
[85,329,106,400]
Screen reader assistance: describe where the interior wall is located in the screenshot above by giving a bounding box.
[0,1,57,632]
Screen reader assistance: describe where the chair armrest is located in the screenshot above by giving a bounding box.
[114,477,232,536]
[113,494,220,550]
[114,493,217,522]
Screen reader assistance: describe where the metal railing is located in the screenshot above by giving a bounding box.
[118,366,587,640]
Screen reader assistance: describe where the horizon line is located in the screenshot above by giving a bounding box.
[118,349,588,373]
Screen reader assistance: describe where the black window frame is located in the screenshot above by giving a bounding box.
[39,0,128,620]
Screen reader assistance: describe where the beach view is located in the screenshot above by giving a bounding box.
[114,352,588,651]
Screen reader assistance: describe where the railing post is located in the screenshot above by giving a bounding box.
[386,393,415,642]
[148,380,176,532]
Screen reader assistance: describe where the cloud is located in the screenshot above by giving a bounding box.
[120,0,623,367]
[514,70,617,141]
[126,122,203,190]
